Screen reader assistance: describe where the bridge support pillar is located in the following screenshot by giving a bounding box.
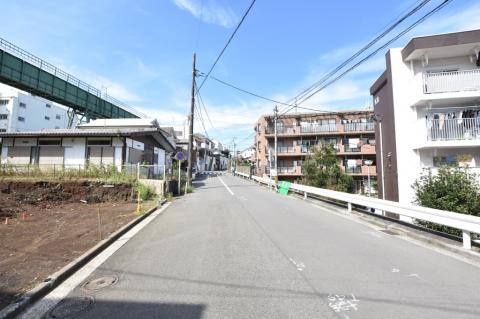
[462,231,472,250]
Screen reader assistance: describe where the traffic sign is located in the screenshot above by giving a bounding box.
[176,151,184,161]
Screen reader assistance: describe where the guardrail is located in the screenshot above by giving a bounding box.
[233,171,480,250]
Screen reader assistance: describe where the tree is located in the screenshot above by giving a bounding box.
[412,166,480,236]
[301,143,353,193]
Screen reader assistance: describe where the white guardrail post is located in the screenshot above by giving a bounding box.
[233,171,478,250]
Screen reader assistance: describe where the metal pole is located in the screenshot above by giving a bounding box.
[233,138,236,173]
[178,159,182,195]
[273,105,278,190]
[187,53,196,188]
[367,165,371,197]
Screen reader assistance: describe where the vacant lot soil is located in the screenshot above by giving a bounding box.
[0,180,148,310]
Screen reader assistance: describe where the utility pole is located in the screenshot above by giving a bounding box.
[187,53,196,187]
[273,105,278,184]
[232,137,236,173]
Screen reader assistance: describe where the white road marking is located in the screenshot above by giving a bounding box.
[328,294,359,313]
[289,258,306,271]
[19,203,171,319]
[218,176,234,195]
[391,268,400,273]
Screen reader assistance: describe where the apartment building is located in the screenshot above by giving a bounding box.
[0,84,73,133]
[253,110,376,194]
[370,29,480,206]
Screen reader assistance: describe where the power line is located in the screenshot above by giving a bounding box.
[294,0,453,108]
[194,101,209,139]
[281,0,453,115]
[195,82,216,130]
[196,0,257,93]
[289,0,432,108]
[199,72,295,107]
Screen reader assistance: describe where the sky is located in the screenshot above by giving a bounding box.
[1,0,480,150]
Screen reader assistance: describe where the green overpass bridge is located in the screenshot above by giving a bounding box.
[0,37,144,121]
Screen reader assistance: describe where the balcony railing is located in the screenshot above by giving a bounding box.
[423,69,480,94]
[278,166,296,174]
[265,126,295,134]
[427,118,480,141]
[343,146,361,152]
[344,122,374,132]
[300,124,338,133]
[278,146,296,154]
[345,166,362,174]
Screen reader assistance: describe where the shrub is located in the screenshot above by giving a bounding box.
[412,166,480,236]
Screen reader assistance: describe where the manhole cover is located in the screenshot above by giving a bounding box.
[380,229,399,235]
[81,275,118,291]
[46,296,94,319]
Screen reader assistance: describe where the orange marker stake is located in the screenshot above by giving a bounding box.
[22,213,26,220]
[4,217,9,225]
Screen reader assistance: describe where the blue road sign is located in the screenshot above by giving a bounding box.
[177,151,184,161]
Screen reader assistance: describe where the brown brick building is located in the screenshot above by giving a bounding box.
[252,110,377,194]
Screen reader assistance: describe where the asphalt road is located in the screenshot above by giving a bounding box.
[38,173,480,319]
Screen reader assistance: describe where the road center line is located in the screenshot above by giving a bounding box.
[218,176,234,195]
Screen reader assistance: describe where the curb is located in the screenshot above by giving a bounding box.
[0,202,167,319]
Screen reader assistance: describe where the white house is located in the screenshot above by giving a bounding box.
[0,119,176,171]
[370,29,480,208]
[0,83,74,133]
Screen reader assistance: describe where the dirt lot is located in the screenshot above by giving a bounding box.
[0,179,153,310]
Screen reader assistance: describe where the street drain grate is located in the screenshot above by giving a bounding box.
[46,296,94,319]
[380,229,399,235]
[81,275,118,291]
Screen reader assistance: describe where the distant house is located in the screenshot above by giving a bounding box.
[0,118,175,169]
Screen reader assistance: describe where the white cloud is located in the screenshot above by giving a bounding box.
[172,0,237,28]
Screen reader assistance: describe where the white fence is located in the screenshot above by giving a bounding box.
[423,69,480,94]
[234,171,480,250]
[427,118,480,141]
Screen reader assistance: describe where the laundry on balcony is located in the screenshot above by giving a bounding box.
[426,108,480,141]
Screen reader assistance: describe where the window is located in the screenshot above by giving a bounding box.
[46,104,51,108]
[18,116,25,122]
[87,139,111,146]
[0,100,9,105]
[38,139,62,146]
[45,116,50,120]
[55,115,61,120]
[0,129,6,132]
[0,114,7,120]
[19,102,26,108]
[55,126,60,129]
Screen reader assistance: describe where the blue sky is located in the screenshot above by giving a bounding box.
[1,0,480,149]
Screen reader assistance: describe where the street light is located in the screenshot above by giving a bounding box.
[364,159,373,197]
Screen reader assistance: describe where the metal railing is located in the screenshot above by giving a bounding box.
[278,166,296,174]
[300,124,338,133]
[278,146,296,153]
[234,171,480,250]
[345,166,362,174]
[427,118,480,141]
[265,126,295,134]
[423,69,480,94]
[0,37,146,118]
[343,146,361,152]
[344,122,375,132]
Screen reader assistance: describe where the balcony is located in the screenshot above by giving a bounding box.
[265,126,295,135]
[343,165,377,175]
[344,122,374,132]
[423,69,480,94]
[277,166,302,175]
[427,118,480,141]
[300,124,338,133]
[277,146,296,154]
